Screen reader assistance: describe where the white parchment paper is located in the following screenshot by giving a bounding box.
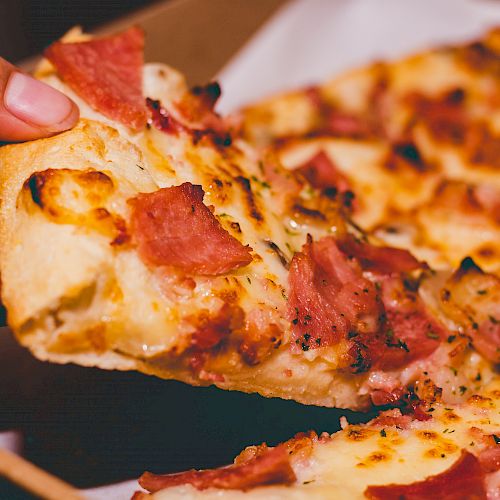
[217,0,500,113]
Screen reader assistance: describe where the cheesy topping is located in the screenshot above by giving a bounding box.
[142,380,500,499]
[240,29,500,274]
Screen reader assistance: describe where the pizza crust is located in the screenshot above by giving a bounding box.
[0,119,369,409]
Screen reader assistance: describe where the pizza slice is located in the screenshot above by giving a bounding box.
[238,28,500,275]
[134,379,500,499]
[0,28,498,410]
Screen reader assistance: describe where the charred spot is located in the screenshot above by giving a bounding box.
[26,173,45,208]
[349,340,371,374]
[92,207,112,221]
[230,221,242,233]
[292,204,326,221]
[465,41,489,60]
[194,129,227,147]
[213,133,232,147]
[265,240,289,269]
[147,98,160,110]
[453,256,484,281]
[111,221,130,246]
[342,190,355,208]
[191,81,222,109]
[24,168,113,211]
[402,277,420,293]
[392,142,426,171]
[323,186,338,199]
[347,428,374,442]
[460,41,500,74]
[444,87,466,105]
[235,176,264,222]
[191,130,204,145]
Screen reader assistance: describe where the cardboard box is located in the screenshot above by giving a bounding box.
[100,0,285,85]
[21,0,286,85]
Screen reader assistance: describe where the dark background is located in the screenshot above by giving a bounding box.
[1,0,160,63]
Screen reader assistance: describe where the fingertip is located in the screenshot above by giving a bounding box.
[46,97,80,134]
[5,72,79,129]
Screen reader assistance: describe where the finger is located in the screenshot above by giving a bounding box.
[0,57,79,143]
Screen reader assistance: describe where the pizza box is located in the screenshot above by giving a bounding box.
[3,0,500,498]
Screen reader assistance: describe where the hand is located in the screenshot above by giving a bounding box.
[0,57,79,142]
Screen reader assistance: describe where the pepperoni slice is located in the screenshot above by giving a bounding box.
[337,234,424,275]
[297,150,352,193]
[365,451,487,500]
[138,445,296,493]
[288,236,382,351]
[478,446,500,473]
[45,27,147,130]
[128,183,252,275]
[377,308,444,370]
[288,235,446,372]
[350,275,448,373]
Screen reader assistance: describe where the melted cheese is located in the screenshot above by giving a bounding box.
[241,30,500,274]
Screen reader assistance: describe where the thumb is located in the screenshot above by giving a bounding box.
[0,57,79,143]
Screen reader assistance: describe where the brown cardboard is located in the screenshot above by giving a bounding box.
[21,0,287,85]
[102,0,287,84]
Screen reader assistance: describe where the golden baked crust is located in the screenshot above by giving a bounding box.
[0,121,156,373]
